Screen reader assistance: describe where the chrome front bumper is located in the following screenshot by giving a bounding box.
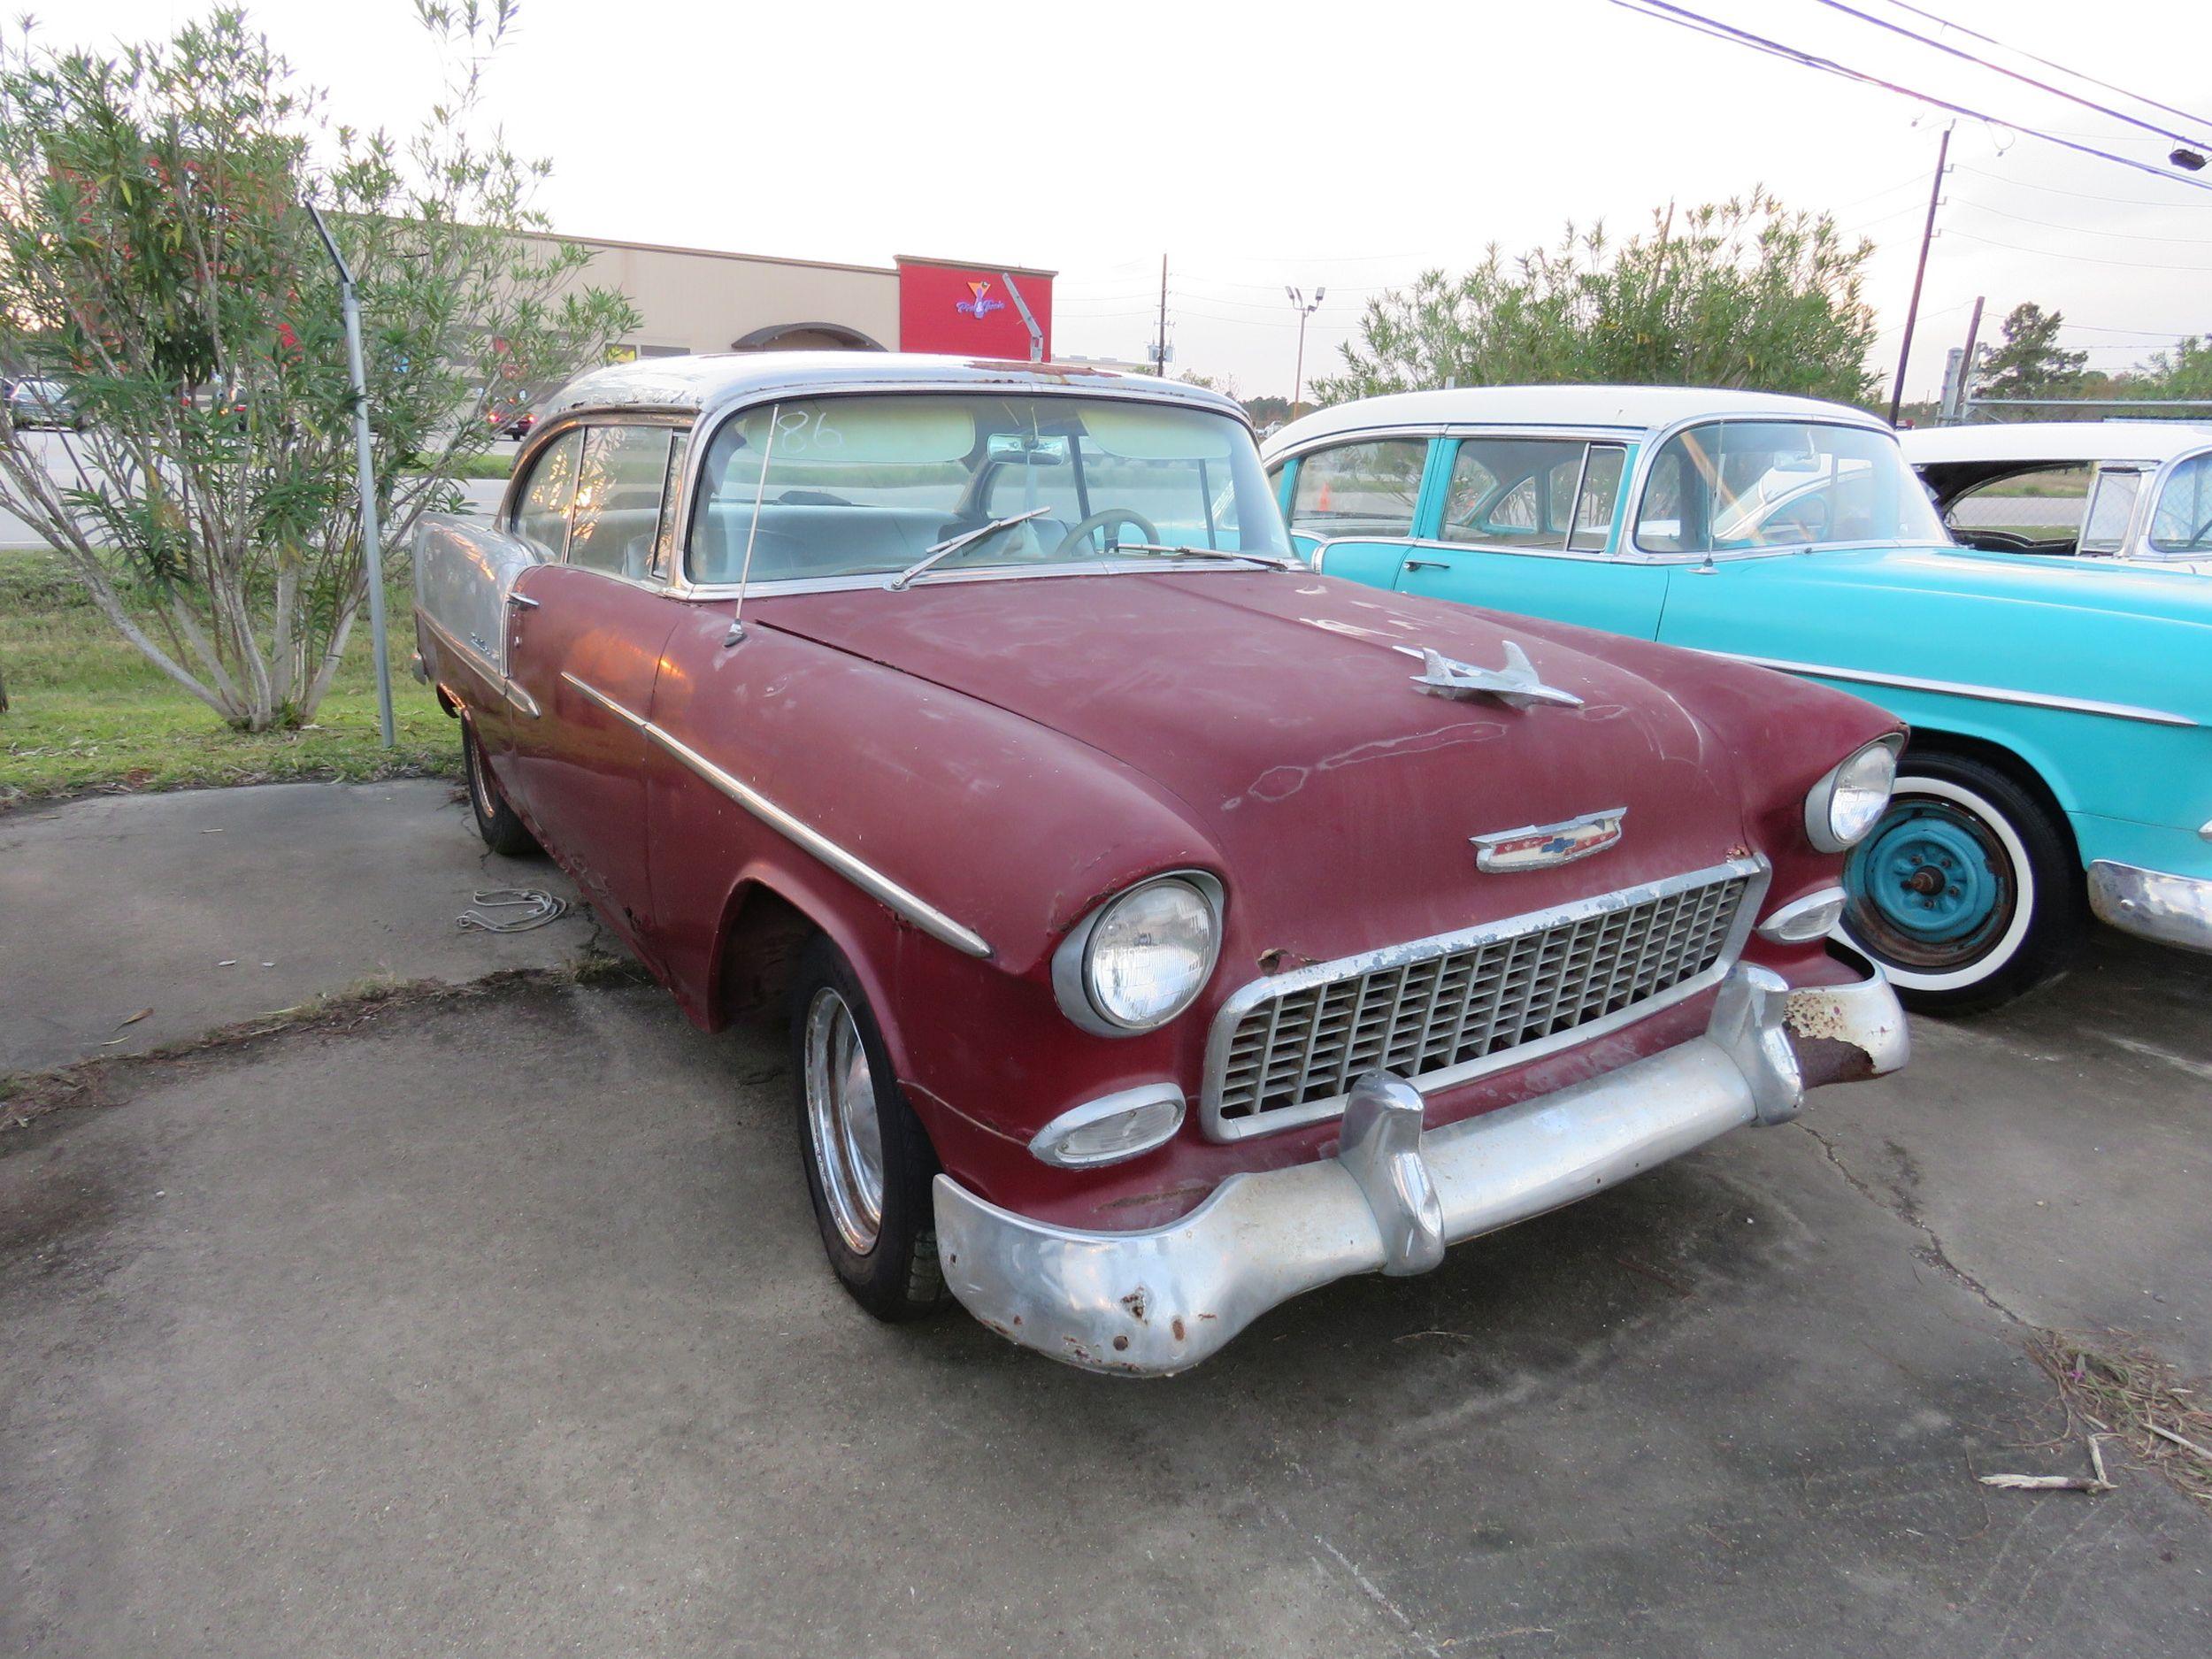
[2087,860,2212,955]
[934,960,1908,1377]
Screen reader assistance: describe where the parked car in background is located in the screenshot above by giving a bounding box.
[4,375,81,429]
[1903,420,2212,574]
[412,353,1909,1374]
[488,402,535,440]
[1263,388,2212,1013]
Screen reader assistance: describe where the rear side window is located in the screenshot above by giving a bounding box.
[1440,438,1624,551]
[1287,439,1426,540]
[568,425,677,579]
[511,430,583,560]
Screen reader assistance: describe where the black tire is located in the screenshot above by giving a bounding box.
[788,933,948,1322]
[1838,749,2083,1016]
[462,715,539,856]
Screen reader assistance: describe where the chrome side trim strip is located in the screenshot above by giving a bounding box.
[557,672,994,960]
[1198,857,1767,1140]
[413,606,540,719]
[1718,651,2199,729]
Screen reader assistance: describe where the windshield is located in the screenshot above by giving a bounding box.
[686,393,1290,585]
[2149,452,2212,555]
[1634,420,1947,556]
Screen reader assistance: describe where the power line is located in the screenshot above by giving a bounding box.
[1809,0,2212,154]
[1943,225,2210,273]
[1951,197,2212,247]
[1953,162,2204,209]
[1608,0,2212,196]
[1874,0,2212,134]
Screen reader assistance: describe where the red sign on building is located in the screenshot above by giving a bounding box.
[895,256,1055,361]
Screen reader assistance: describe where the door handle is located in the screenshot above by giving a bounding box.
[1402,558,1448,572]
[505,591,541,609]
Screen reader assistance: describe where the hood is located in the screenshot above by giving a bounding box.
[752,570,1806,958]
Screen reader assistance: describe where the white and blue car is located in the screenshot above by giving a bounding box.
[1263,387,2212,1013]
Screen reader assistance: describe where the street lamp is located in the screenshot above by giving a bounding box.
[1286,287,1325,418]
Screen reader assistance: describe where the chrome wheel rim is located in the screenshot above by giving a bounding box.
[466,726,499,820]
[803,987,885,1256]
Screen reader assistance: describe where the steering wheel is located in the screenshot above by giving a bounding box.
[1764,493,1832,545]
[1053,507,1159,560]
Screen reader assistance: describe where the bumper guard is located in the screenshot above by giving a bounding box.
[933,959,1906,1376]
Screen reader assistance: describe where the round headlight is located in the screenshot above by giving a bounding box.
[1087,878,1218,1029]
[1806,738,1899,853]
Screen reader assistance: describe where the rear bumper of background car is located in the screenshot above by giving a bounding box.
[933,959,1907,1377]
[2086,861,2212,956]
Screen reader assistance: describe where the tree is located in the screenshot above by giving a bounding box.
[1312,190,1880,408]
[1977,303,2087,406]
[0,3,638,732]
[2129,334,2212,403]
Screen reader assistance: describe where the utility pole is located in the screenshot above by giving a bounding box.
[305,200,394,749]
[1888,121,1953,426]
[1154,255,1168,378]
[1950,294,1986,423]
[1286,287,1325,416]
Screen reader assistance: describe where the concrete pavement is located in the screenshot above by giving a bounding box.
[0,780,598,1074]
[3,785,2210,1656]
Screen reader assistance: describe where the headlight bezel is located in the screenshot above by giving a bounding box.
[1803,733,1903,854]
[1051,871,1225,1037]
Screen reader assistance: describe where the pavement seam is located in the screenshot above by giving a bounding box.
[1793,1118,2031,1330]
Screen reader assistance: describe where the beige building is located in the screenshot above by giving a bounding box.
[531,233,903,358]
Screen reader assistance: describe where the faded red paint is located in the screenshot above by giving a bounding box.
[422,561,1898,1234]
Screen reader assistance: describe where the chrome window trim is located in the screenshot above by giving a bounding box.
[1197,857,1768,1141]
[667,388,1279,598]
[557,672,994,959]
[679,557,1304,603]
[412,605,540,718]
[1711,650,2199,729]
[1269,421,1641,468]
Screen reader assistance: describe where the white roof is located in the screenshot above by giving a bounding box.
[1263,384,1888,456]
[546,350,1244,422]
[1900,420,2212,469]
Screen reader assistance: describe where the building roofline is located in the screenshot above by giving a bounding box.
[524,230,897,279]
[895,253,1059,280]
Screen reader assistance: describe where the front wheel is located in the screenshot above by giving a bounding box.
[1837,752,2083,1015]
[790,934,949,1322]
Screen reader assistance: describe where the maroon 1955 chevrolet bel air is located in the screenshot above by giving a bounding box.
[411,352,1909,1375]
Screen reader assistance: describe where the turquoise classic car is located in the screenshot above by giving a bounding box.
[1262,387,2212,1013]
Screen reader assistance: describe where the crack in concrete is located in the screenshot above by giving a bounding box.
[1794,1118,2029,1330]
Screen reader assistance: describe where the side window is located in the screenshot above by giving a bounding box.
[1287,439,1426,540]
[511,429,584,560]
[1440,438,1594,549]
[1943,465,2089,542]
[2149,453,2212,555]
[568,424,677,579]
[2079,468,2144,555]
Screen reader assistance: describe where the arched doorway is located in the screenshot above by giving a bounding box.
[730,322,886,352]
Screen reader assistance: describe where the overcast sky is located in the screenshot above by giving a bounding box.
[48,0,2212,402]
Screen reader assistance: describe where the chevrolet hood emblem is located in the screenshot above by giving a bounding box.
[1402,642,1584,710]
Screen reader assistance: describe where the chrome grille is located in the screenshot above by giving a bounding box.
[1208,866,1755,1135]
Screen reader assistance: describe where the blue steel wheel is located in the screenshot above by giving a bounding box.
[1837,752,2082,1016]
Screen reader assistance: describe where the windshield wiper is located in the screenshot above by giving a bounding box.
[888,506,1052,590]
[1108,542,1302,571]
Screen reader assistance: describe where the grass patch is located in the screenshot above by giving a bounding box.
[0,547,458,806]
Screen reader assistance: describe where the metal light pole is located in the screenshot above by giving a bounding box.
[305,199,395,749]
[1286,287,1325,417]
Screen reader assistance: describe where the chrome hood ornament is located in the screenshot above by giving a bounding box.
[1403,642,1583,710]
[1472,808,1627,872]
